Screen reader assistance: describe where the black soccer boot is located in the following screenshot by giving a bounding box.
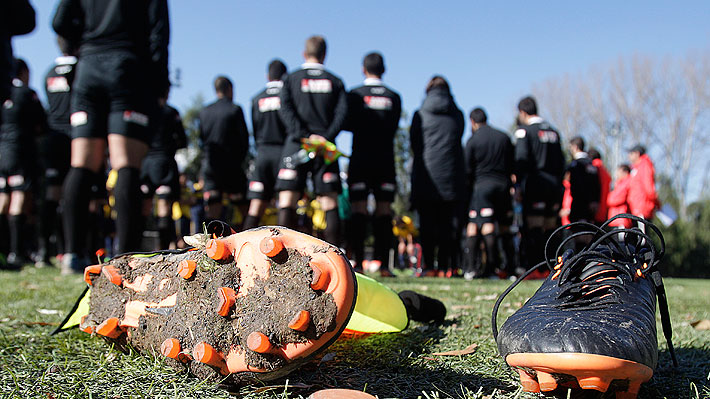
[492,215,677,398]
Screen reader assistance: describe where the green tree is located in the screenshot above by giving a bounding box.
[176,94,204,183]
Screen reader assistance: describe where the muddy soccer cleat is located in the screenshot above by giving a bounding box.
[78,225,357,384]
[492,215,678,398]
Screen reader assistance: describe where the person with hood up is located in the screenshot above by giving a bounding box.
[409,76,465,276]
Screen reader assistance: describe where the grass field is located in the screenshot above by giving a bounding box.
[1,266,709,399]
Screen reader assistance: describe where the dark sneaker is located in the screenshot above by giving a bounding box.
[80,226,357,384]
[492,215,677,398]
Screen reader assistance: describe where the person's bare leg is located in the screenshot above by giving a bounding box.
[108,134,148,253]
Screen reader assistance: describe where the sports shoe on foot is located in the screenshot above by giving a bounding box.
[80,226,357,384]
[492,215,677,398]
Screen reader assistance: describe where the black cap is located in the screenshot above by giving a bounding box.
[628,144,646,155]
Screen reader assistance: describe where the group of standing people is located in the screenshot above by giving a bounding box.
[0,0,660,280]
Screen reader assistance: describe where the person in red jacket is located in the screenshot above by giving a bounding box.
[607,164,632,228]
[627,145,658,220]
[588,148,610,224]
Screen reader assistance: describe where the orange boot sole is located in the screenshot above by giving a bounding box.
[80,226,357,384]
[506,352,653,398]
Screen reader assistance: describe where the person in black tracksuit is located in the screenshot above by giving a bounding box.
[410,76,465,276]
[463,108,515,279]
[243,59,288,230]
[199,76,249,227]
[564,136,600,223]
[141,87,186,249]
[35,37,77,267]
[0,59,46,268]
[513,96,565,268]
[276,35,347,246]
[53,0,170,273]
[344,52,401,272]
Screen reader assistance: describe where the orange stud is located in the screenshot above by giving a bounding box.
[288,310,311,332]
[216,287,236,316]
[247,331,273,353]
[536,371,558,392]
[161,338,182,359]
[260,236,284,258]
[178,259,196,279]
[193,342,225,368]
[310,263,330,291]
[96,317,123,338]
[101,265,123,286]
[84,265,103,285]
[578,376,611,392]
[517,369,540,393]
[206,239,230,260]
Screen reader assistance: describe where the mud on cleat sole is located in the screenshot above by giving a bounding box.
[80,226,357,385]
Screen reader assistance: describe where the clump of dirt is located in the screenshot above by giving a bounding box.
[233,248,338,370]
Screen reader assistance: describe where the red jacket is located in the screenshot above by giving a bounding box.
[593,158,611,223]
[607,175,632,228]
[628,154,658,218]
[561,179,571,225]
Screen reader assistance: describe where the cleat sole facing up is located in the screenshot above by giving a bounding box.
[80,226,357,385]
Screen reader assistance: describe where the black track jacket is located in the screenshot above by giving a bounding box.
[279,63,347,143]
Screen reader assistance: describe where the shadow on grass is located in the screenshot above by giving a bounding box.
[644,347,710,398]
[229,324,514,398]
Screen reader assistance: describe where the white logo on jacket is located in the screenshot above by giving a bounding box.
[301,79,332,93]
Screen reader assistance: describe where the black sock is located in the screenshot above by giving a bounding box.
[349,212,368,266]
[373,215,393,264]
[463,235,481,275]
[62,167,95,255]
[500,233,517,274]
[114,167,144,253]
[278,207,297,229]
[324,209,340,246]
[243,214,260,230]
[483,234,499,274]
[8,214,25,257]
[156,216,174,249]
[525,227,545,267]
[38,199,59,261]
[0,214,8,255]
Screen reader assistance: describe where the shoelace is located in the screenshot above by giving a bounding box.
[492,214,678,366]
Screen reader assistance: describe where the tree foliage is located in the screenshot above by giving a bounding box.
[175,94,204,183]
[531,52,710,220]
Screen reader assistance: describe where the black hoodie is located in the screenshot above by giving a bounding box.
[410,88,465,205]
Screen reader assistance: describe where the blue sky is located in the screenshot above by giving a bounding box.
[12,1,710,144]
